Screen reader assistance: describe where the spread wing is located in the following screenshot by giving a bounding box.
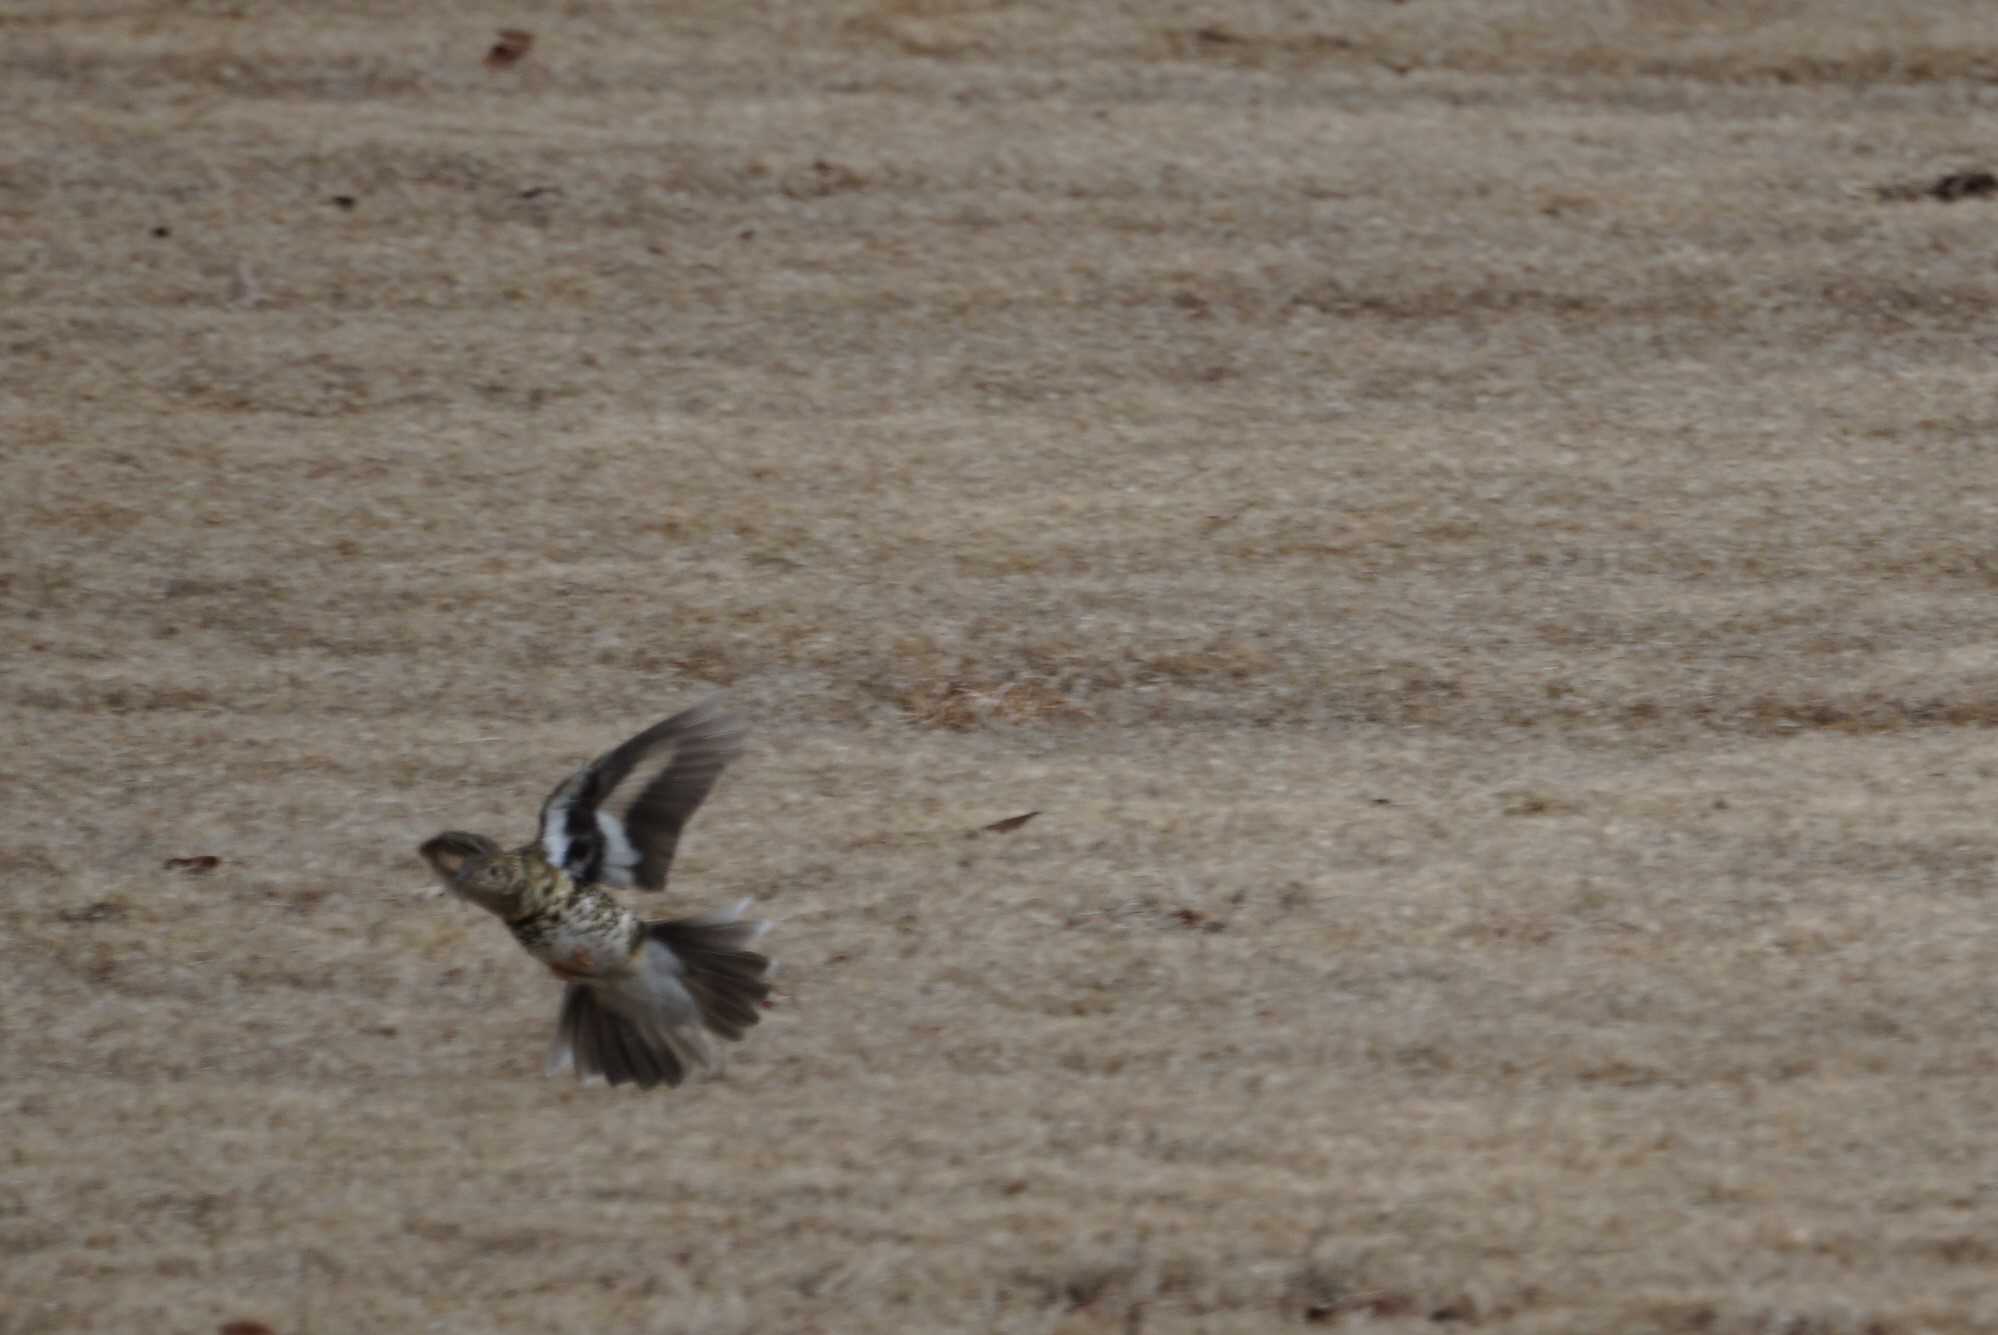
[537,698,746,891]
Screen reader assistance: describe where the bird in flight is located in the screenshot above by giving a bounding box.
[420,698,771,1089]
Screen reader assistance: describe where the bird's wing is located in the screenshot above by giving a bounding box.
[537,697,746,890]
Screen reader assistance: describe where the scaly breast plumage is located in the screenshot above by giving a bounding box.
[509,890,639,979]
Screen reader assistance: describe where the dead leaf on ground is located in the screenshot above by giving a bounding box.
[218,1321,277,1335]
[976,811,1039,835]
[1929,171,1998,200]
[1877,169,1998,202]
[484,29,534,69]
[164,854,222,873]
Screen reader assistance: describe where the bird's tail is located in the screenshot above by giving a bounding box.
[546,901,772,1090]
[647,900,773,1042]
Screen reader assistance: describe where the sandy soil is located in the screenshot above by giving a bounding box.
[7,2,1998,1331]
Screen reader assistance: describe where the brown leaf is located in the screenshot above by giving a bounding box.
[977,811,1039,835]
[1877,170,1998,204]
[219,1321,277,1335]
[484,28,534,69]
[1931,170,1998,201]
[164,855,222,873]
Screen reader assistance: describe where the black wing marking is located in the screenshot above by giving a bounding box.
[538,697,746,890]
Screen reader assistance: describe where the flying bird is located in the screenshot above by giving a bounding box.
[420,698,771,1089]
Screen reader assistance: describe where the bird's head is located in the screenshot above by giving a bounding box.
[420,832,531,918]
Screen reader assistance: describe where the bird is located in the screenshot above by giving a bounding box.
[419,697,772,1090]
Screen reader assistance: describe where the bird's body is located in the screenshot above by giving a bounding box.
[501,853,641,980]
[420,698,771,1090]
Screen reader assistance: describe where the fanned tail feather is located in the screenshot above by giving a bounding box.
[649,901,773,1043]
[545,901,773,1091]
[548,984,695,1089]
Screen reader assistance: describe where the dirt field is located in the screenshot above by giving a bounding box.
[8,2,1998,1331]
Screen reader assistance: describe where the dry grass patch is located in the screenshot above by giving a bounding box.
[898,673,1088,730]
[1149,24,1368,69]
[1146,12,1998,87]
[1747,691,1998,735]
[11,0,1998,1330]
[1138,640,1275,686]
[886,635,1093,729]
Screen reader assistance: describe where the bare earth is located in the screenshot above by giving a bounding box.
[8,2,1998,1331]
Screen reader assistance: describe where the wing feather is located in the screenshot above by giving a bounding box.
[538,698,745,890]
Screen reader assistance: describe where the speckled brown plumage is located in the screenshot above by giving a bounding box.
[418,699,772,1089]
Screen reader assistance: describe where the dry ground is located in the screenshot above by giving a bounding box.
[7,1,1998,1331]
